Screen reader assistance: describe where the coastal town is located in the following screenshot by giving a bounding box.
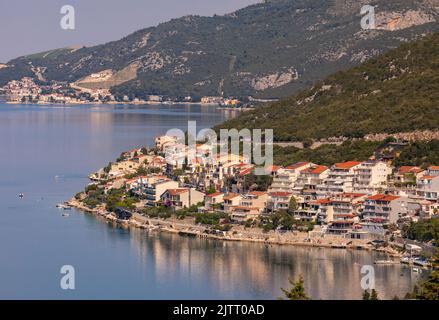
[68,134,438,267]
[0,76,251,107]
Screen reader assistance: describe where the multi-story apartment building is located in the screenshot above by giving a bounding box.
[317,161,361,196]
[160,188,205,210]
[109,160,140,178]
[204,192,225,211]
[394,166,425,184]
[417,175,439,202]
[293,165,329,197]
[361,194,409,234]
[295,198,326,222]
[326,193,366,234]
[131,176,179,206]
[267,192,293,213]
[269,162,313,194]
[229,191,268,221]
[223,193,242,213]
[155,135,179,151]
[427,166,439,176]
[353,161,391,194]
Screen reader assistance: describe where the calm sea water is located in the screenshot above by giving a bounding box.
[0,103,423,299]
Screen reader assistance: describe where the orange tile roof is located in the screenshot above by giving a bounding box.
[224,193,240,200]
[420,175,438,181]
[334,161,361,169]
[315,198,331,204]
[428,166,439,170]
[166,188,189,196]
[367,194,400,202]
[286,162,310,170]
[239,168,254,176]
[301,165,328,174]
[398,166,424,174]
[249,191,267,196]
[269,192,292,197]
[206,192,224,198]
[266,165,282,173]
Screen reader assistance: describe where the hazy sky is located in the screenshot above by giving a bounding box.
[0,0,260,62]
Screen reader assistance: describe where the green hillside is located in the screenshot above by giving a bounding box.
[218,32,439,141]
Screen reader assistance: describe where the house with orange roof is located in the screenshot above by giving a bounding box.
[395,166,425,184]
[318,161,362,196]
[132,176,179,207]
[267,192,293,213]
[109,160,141,178]
[427,166,439,176]
[361,194,410,233]
[160,188,205,210]
[204,192,225,211]
[353,161,392,194]
[417,175,439,202]
[293,165,329,196]
[265,165,282,176]
[155,135,179,151]
[223,193,242,213]
[325,193,367,234]
[230,191,268,221]
[125,178,140,191]
[269,162,314,194]
[229,206,261,222]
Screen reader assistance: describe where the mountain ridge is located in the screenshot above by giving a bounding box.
[1,0,439,100]
[217,32,439,142]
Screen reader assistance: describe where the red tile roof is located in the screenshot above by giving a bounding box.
[420,175,438,181]
[239,168,254,176]
[334,161,361,169]
[206,192,224,198]
[398,166,424,174]
[266,165,282,173]
[269,192,292,197]
[315,198,331,205]
[249,191,267,197]
[302,165,328,174]
[367,194,400,202]
[166,188,189,196]
[224,193,240,200]
[285,162,310,170]
[428,166,439,171]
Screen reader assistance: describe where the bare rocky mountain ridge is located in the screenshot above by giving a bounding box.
[1,0,439,100]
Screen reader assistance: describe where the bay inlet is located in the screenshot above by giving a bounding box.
[0,103,422,299]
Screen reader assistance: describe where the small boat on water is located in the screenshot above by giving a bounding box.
[413,258,432,268]
[56,203,72,210]
[374,259,399,265]
[18,193,24,199]
[62,213,70,217]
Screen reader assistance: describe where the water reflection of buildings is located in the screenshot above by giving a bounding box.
[127,227,422,299]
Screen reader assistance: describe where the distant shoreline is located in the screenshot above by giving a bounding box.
[3,100,252,110]
[67,198,403,258]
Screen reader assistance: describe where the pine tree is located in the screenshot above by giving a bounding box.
[370,289,379,300]
[281,276,310,300]
[416,271,439,300]
[362,290,370,300]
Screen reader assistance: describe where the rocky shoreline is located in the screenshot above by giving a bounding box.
[67,199,403,258]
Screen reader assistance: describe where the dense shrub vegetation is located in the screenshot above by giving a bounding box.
[218,33,439,141]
